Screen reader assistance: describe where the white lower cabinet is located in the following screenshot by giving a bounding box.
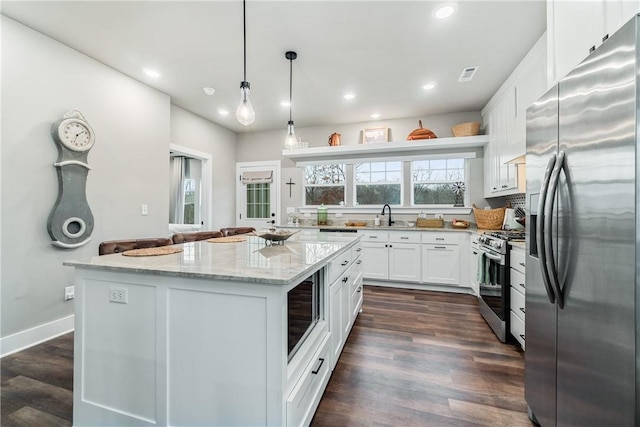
[389,243,421,282]
[361,231,420,282]
[286,335,331,427]
[509,245,526,349]
[329,240,363,371]
[422,244,461,285]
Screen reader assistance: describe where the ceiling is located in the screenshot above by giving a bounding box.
[2,1,546,134]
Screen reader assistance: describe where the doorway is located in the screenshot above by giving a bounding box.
[236,161,281,230]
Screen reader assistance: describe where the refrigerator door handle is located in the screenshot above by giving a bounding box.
[544,150,566,309]
[537,154,557,304]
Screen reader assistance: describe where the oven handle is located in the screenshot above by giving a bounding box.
[537,154,557,304]
[544,150,565,309]
[479,249,503,263]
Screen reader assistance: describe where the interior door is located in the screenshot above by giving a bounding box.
[236,161,280,230]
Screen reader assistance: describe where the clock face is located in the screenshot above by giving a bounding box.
[57,119,95,151]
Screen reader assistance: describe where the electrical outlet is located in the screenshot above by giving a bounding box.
[64,285,75,301]
[109,287,128,304]
[286,207,296,214]
[435,213,444,219]
[141,204,148,216]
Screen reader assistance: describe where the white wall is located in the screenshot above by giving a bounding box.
[0,17,237,349]
[236,111,485,222]
[170,105,237,229]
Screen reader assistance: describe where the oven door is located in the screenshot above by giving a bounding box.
[478,248,507,321]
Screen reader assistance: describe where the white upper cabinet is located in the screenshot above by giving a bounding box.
[548,0,640,84]
[482,32,546,198]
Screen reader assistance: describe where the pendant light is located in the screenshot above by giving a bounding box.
[236,0,255,125]
[284,51,298,149]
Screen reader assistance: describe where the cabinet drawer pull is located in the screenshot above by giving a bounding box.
[589,45,596,53]
[519,307,526,314]
[356,260,362,264]
[356,247,362,252]
[473,251,478,255]
[519,282,525,288]
[341,261,348,266]
[434,246,446,249]
[519,334,525,341]
[519,262,525,267]
[342,276,349,283]
[602,33,609,43]
[369,236,378,239]
[435,237,445,241]
[311,358,325,375]
[400,236,409,239]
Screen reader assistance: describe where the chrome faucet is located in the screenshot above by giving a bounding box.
[381,204,394,226]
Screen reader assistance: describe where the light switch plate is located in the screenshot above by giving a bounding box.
[141,204,148,215]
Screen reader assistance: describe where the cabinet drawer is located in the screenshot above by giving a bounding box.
[510,310,526,350]
[351,241,364,259]
[510,268,526,292]
[360,231,388,241]
[510,248,526,272]
[422,232,461,245]
[287,336,331,427]
[389,232,421,244]
[510,286,526,322]
[329,251,353,284]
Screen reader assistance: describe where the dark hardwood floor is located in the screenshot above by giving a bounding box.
[1,285,532,427]
[310,286,532,427]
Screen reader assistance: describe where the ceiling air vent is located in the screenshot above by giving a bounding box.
[458,66,479,82]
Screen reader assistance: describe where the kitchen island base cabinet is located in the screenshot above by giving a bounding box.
[67,232,362,427]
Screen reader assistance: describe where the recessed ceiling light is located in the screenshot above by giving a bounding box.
[203,87,216,96]
[218,109,229,116]
[371,113,381,119]
[280,101,291,107]
[422,83,436,90]
[432,3,457,19]
[143,68,161,78]
[343,93,356,100]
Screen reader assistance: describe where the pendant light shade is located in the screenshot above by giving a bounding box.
[236,0,255,126]
[284,51,298,149]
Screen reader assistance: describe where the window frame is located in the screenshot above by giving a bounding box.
[302,164,347,207]
[410,158,469,207]
[353,160,404,206]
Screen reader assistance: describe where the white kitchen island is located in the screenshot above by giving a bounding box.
[64,231,362,427]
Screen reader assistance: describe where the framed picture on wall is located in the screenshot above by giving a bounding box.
[362,127,389,144]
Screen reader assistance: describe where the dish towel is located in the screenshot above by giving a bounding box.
[477,252,490,283]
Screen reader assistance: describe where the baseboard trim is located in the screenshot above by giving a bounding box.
[363,280,476,296]
[1,315,74,358]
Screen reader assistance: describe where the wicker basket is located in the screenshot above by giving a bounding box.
[452,122,481,137]
[416,218,444,228]
[472,204,506,229]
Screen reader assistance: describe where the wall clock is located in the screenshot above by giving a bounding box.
[47,110,95,248]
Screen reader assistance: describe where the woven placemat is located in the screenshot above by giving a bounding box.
[122,247,183,257]
[207,236,247,243]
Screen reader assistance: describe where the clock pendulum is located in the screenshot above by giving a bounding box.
[47,110,95,248]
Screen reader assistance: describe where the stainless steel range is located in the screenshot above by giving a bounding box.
[477,231,525,342]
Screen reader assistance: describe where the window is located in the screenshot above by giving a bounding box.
[411,158,466,205]
[169,156,202,225]
[355,161,402,205]
[303,164,346,205]
[246,183,271,218]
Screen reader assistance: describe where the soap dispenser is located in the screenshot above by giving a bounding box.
[374,215,381,226]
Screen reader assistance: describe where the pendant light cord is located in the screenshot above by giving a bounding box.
[289,57,293,122]
[243,0,247,82]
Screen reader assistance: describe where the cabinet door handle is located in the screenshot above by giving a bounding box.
[341,261,348,266]
[519,307,526,314]
[357,286,362,292]
[389,244,393,248]
[589,45,596,53]
[356,247,362,252]
[311,358,325,375]
[472,251,478,255]
[519,282,525,289]
[602,34,609,43]
[519,334,525,341]
[342,276,349,283]
[356,260,362,264]
[519,262,525,267]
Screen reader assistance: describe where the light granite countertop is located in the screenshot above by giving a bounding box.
[279,224,480,233]
[64,230,361,285]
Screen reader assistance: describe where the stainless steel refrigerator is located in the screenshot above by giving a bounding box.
[525,15,639,427]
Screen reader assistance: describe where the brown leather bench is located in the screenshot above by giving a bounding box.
[171,230,223,244]
[219,227,256,237]
[98,238,173,255]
